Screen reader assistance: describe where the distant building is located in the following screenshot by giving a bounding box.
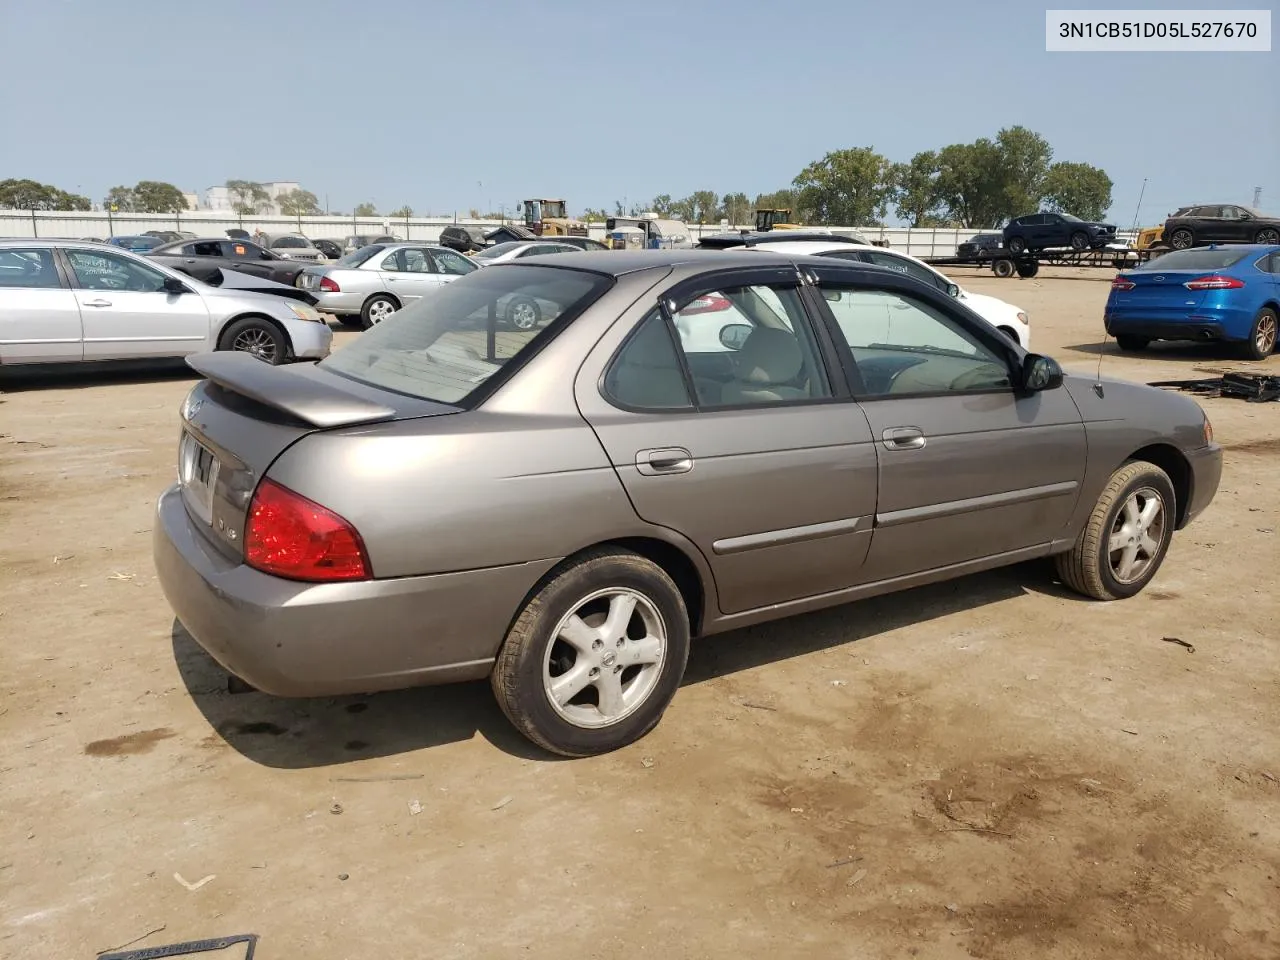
[181,192,199,211]
[202,181,304,215]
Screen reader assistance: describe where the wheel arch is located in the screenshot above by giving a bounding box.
[1125,443,1191,528]
[215,312,289,352]
[365,291,401,310]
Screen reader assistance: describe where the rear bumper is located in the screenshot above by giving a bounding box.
[311,291,367,316]
[1105,317,1234,342]
[153,485,557,697]
[1182,442,1223,528]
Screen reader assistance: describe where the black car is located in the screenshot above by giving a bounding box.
[439,224,490,253]
[1002,212,1117,254]
[1161,204,1280,250]
[312,238,344,260]
[549,236,609,251]
[956,233,1003,259]
[146,237,307,286]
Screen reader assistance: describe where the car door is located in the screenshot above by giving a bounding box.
[62,247,212,360]
[0,246,83,362]
[809,263,1086,583]
[163,240,224,282]
[218,240,280,282]
[377,247,439,302]
[575,266,879,615]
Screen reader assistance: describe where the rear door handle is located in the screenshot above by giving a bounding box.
[82,299,112,308]
[635,447,694,476]
[881,427,925,450]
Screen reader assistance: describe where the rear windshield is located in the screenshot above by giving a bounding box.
[335,245,385,267]
[272,236,309,249]
[320,265,612,405]
[474,242,524,260]
[1138,249,1249,271]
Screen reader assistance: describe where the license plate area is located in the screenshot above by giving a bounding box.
[179,431,220,525]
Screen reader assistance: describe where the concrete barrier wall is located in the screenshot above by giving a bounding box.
[0,210,1136,259]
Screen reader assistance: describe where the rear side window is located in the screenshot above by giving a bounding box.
[0,249,62,288]
[604,311,693,410]
[321,265,611,405]
[1137,249,1248,271]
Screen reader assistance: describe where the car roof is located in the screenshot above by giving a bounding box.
[697,231,866,248]
[508,248,855,277]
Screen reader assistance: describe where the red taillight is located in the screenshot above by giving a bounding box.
[319,276,341,293]
[1183,274,1244,290]
[245,478,369,582]
[1111,275,1135,291]
[681,295,732,315]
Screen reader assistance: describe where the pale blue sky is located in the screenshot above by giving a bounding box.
[1,0,1274,224]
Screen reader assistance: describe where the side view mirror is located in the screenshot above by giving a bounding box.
[162,276,189,295]
[946,283,961,298]
[719,323,752,350]
[1020,353,1063,392]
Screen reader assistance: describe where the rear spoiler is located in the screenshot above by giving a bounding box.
[186,352,397,427]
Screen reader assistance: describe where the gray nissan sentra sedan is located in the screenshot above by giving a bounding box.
[154,250,1222,756]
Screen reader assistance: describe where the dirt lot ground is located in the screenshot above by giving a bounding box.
[2,267,1278,960]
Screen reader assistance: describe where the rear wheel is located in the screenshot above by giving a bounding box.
[1006,236,1027,255]
[360,294,398,329]
[219,317,287,365]
[1015,259,1039,278]
[992,258,1015,278]
[490,548,690,757]
[1055,461,1176,601]
[1169,228,1194,249]
[1256,227,1280,245]
[1244,308,1278,361]
[505,296,541,330]
[1070,231,1090,251]
[1115,334,1150,352]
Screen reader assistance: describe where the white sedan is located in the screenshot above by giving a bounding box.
[739,239,1032,348]
[0,240,331,367]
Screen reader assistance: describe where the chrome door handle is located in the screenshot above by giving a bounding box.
[881,427,925,450]
[635,447,694,476]
[83,299,112,308]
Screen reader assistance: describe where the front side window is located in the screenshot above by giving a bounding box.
[431,249,477,276]
[65,249,169,292]
[321,265,611,405]
[862,250,948,292]
[0,249,62,289]
[821,286,1009,397]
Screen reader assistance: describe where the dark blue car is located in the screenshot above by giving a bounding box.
[1105,245,1280,360]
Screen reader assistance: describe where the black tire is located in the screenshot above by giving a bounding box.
[504,296,541,331]
[1255,227,1280,245]
[1114,334,1150,352]
[1169,228,1194,250]
[992,258,1015,278]
[490,548,691,757]
[1243,307,1278,361]
[1015,259,1039,278]
[1055,461,1176,601]
[1070,231,1089,252]
[338,315,363,329]
[1006,236,1027,255]
[218,317,287,365]
[360,294,399,330]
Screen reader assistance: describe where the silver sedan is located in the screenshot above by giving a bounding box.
[0,240,332,367]
[296,243,478,329]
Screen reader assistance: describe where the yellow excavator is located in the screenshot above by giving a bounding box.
[755,208,803,232]
[521,198,588,237]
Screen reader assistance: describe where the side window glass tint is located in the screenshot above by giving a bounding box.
[822,287,1010,396]
[66,249,167,292]
[402,248,431,273]
[432,250,475,275]
[604,311,692,410]
[0,249,61,288]
[380,250,404,272]
[192,241,221,257]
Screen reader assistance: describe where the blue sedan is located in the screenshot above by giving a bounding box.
[1105,245,1280,360]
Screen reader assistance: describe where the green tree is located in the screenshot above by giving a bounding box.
[995,125,1053,219]
[278,189,321,216]
[133,180,188,213]
[1042,161,1113,222]
[753,189,799,218]
[0,178,88,211]
[792,147,895,225]
[934,139,1007,227]
[891,151,944,227]
[721,192,751,226]
[353,202,378,217]
[684,190,721,223]
[389,204,414,218]
[226,179,269,215]
[581,208,610,222]
[103,185,137,212]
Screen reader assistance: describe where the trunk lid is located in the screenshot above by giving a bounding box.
[177,352,457,559]
[1110,270,1207,313]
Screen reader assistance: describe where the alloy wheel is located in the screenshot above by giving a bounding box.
[510,301,538,330]
[1257,314,1278,356]
[231,327,277,362]
[368,299,396,324]
[1108,487,1166,584]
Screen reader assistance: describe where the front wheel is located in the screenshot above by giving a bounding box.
[505,296,541,331]
[1114,334,1150,351]
[1244,307,1278,361]
[1256,227,1280,245]
[1070,231,1089,251]
[1006,236,1027,255]
[1054,461,1176,601]
[219,317,287,365]
[992,258,1015,278]
[491,549,690,757]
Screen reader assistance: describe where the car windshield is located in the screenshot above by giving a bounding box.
[474,242,524,260]
[334,245,385,267]
[320,265,613,404]
[1136,249,1249,271]
[272,236,310,249]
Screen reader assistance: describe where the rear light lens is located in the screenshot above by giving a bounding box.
[245,478,370,582]
[319,276,341,293]
[1183,275,1244,290]
[1111,276,1135,291]
[681,295,732,315]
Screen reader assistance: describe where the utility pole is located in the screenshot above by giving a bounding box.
[1253,186,1262,208]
